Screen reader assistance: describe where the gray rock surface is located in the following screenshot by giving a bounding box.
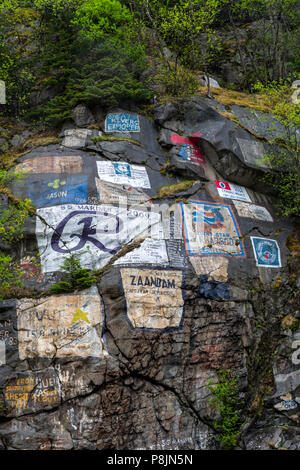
[0,102,299,450]
[72,104,95,127]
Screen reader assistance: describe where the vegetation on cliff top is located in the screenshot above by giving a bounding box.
[0,0,299,218]
[0,0,299,121]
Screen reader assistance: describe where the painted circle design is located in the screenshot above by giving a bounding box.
[257,241,277,264]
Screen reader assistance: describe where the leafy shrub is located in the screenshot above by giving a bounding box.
[253,79,300,217]
[155,64,199,97]
[208,369,242,450]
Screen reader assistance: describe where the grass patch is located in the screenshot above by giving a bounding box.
[90,135,141,147]
[201,86,272,112]
[155,180,196,199]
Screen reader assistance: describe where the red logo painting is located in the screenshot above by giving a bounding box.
[171,133,206,165]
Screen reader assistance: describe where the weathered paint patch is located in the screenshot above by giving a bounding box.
[114,238,168,266]
[120,268,184,330]
[180,200,245,257]
[0,340,5,366]
[28,175,88,207]
[62,129,92,148]
[0,318,18,350]
[274,398,298,411]
[251,237,281,268]
[95,177,150,205]
[17,287,106,359]
[36,204,163,273]
[4,376,35,410]
[198,275,230,300]
[189,256,229,282]
[0,80,5,104]
[19,256,43,283]
[105,113,140,133]
[97,161,150,188]
[215,180,251,202]
[236,138,271,169]
[233,200,273,222]
[16,155,83,174]
[171,132,206,165]
[4,372,61,410]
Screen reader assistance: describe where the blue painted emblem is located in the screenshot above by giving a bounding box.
[105,113,140,132]
[28,175,88,207]
[251,237,281,267]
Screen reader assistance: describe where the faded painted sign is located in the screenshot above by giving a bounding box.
[19,256,43,283]
[97,161,151,188]
[95,177,150,205]
[274,400,298,411]
[36,204,162,273]
[0,80,5,104]
[28,175,88,207]
[17,287,105,359]
[62,129,92,148]
[180,201,245,257]
[114,238,168,266]
[105,113,140,133]
[16,155,83,174]
[237,138,271,168]
[121,268,184,330]
[215,180,251,202]
[233,201,273,222]
[5,377,35,409]
[251,237,281,268]
[0,340,5,366]
[189,256,229,282]
[0,319,18,351]
[292,340,300,365]
[4,373,61,410]
[171,133,206,165]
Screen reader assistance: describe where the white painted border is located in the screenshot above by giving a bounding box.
[250,236,281,268]
[104,113,140,133]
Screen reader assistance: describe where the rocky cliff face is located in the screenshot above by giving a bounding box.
[0,96,299,450]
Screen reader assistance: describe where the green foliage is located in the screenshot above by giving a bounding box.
[0,0,150,121]
[0,253,24,295]
[154,64,199,97]
[253,78,300,217]
[50,253,97,294]
[208,369,242,450]
[131,0,221,96]
[27,37,151,124]
[0,169,32,296]
[0,170,32,244]
[0,6,37,115]
[72,0,132,40]
[219,0,300,88]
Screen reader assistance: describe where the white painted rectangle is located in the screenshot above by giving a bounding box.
[17,287,106,359]
[215,180,251,202]
[0,340,5,366]
[36,204,164,273]
[233,201,273,222]
[96,161,151,188]
[115,238,168,266]
[121,268,184,330]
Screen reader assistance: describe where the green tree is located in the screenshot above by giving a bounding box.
[220,0,300,88]
[72,0,132,40]
[129,0,221,97]
[50,253,97,294]
[0,0,150,122]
